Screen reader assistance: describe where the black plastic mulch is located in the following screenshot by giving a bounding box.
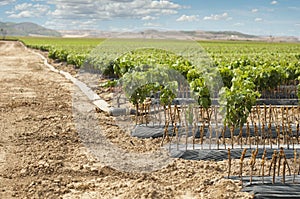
[131,124,298,139]
[229,176,300,199]
[168,147,295,161]
[131,124,201,139]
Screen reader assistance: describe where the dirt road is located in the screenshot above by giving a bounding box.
[0,41,252,198]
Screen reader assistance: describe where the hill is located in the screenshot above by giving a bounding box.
[59,29,299,42]
[0,22,61,37]
[0,21,298,42]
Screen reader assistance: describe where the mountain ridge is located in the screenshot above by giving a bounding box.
[59,29,299,42]
[0,21,298,42]
[0,22,61,37]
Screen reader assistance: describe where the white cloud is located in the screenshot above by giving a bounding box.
[203,12,231,21]
[160,9,177,15]
[176,14,199,22]
[141,16,157,20]
[233,22,244,26]
[150,0,181,9]
[45,0,182,29]
[143,22,161,27]
[47,0,181,20]
[9,11,32,18]
[255,18,263,22]
[7,3,50,18]
[251,8,258,13]
[47,0,183,28]
[110,0,134,2]
[108,26,133,32]
[5,10,14,15]
[0,0,16,6]
[295,23,300,27]
[15,3,32,11]
[270,1,277,5]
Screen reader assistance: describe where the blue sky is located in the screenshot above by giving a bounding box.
[0,0,299,37]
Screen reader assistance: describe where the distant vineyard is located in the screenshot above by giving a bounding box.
[20,37,104,68]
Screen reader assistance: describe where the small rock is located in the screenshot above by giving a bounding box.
[20,168,27,175]
[203,179,213,186]
[90,167,98,173]
[83,165,91,171]
[67,184,75,189]
[29,182,36,187]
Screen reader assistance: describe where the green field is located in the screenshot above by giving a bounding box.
[19,37,300,127]
[20,37,104,67]
[19,37,300,78]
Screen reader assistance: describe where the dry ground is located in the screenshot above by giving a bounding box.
[0,41,252,199]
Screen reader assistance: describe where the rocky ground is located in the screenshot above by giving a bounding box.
[0,41,253,198]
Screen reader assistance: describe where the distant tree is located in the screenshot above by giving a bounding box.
[0,28,7,40]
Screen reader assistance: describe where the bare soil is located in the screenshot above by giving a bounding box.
[0,41,252,199]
